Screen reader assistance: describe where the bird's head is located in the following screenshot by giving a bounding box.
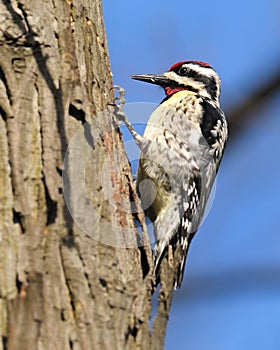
[131,60,221,103]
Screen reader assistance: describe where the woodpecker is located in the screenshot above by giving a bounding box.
[116,60,227,289]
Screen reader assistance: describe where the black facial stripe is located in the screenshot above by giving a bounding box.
[159,84,199,104]
[178,84,198,93]
[172,67,218,100]
[197,75,218,101]
[185,70,217,90]
[174,67,214,78]
[189,71,218,101]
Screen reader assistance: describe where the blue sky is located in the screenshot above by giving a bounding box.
[103,1,280,349]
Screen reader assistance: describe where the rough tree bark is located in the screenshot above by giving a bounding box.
[0,1,177,349]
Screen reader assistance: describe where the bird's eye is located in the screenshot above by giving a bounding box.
[177,67,189,76]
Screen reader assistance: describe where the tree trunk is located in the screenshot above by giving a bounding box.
[0,1,175,349]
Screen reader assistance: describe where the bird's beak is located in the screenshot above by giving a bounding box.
[131,73,170,88]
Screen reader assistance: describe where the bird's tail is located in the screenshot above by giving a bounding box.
[153,229,192,289]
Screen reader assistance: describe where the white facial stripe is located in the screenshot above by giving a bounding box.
[163,71,204,87]
[172,63,221,100]
[183,63,221,99]
[164,62,222,103]
[182,63,217,78]
[163,71,212,100]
